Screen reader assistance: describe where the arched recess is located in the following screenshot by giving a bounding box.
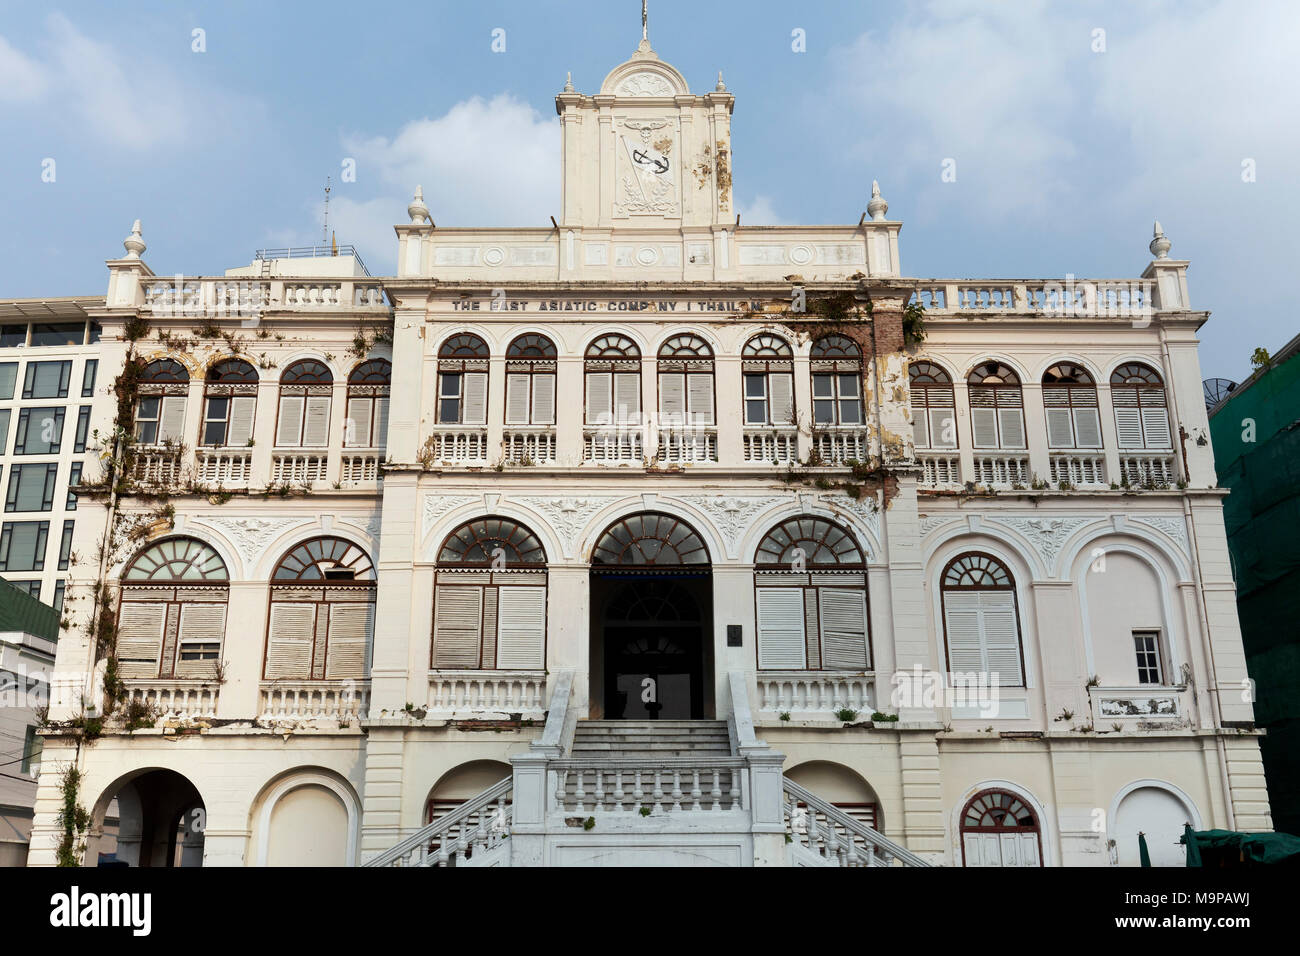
[253,769,361,867]
[1067,534,1189,685]
[786,761,883,831]
[753,516,870,671]
[89,768,206,867]
[425,760,513,824]
[117,537,229,679]
[263,536,376,681]
[432,517,548,670]
[1110,781,1201,867]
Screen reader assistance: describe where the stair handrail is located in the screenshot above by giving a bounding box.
[363,776,513,867]
[533,668,575,756]
[727,670,765,752]
[782,777,931,867]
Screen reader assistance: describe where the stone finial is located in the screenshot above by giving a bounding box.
[122,219,146,258]
[716,71,727,92]
[1150,220,1171,259]
[408,186,430,225]
[563,71,574,92]
[867,180,889,221]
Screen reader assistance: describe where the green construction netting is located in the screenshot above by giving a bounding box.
[0,577,60,642]
[1182,827,1300,866]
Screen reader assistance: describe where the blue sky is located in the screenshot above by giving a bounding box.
[1,0,1297,382]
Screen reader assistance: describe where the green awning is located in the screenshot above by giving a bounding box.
[1180,828,1300,866]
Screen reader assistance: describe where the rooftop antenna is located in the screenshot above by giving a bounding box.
[642,0,648,43]
[322,176,332,246]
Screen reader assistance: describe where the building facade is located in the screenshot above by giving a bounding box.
[24,34,1271,867]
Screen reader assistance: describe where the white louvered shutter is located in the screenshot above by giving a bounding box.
[1073,407,1102,448]
[659,373,686,424]
[688,373,715,424]
[276,395,304,446]
[228,396,256,446]
[505,374,531,425]
[325,602,373,679]
[964,833,1002,867]
[980,590,1023,686]
[613,372,640,422]
[174,603,227,678]
[757,588,806,668]
[1045,407,1074,448]
[819,588,869,670]
[1113,388,1144,447]
[1141,403,1172,448]
[971,408,999,448]
[911,402,929,447]
[159,396,187,443]
[931,408,957,449]
[116,602,166,678]
[586,372,612,424]
[943,591,984,675]
[769,373,795,424]
[533,374,555,424]
[265,602,316,678]
[463,372,488,425]
[346,396,373,447]
[302,396,331,446]
[496,586,546,669]
[997,408,1026,449]
[433,586,483,668]
[374,396,390,448]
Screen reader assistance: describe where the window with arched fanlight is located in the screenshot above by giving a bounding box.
[134,358,190,446]
[810,335,863,426]
[742,334,795,426]
[505,334,556,426]
[1042,362,1101,449]
[264,537,376,681]
[940,553,1024,687]
[657,334,715,428]
[1110,363,1172,449]
[432,517,547,670]
[960,789,1043,867]
[585,335,641,425]
[345,359,390,449]
[966,362,1025,450]
[591,512,709,566]
[117,537,229,679]
[276,359,333,448]
[437,334,489,425]
[909,361,957,450]
[202,359,258,447]
[754,517,869,670]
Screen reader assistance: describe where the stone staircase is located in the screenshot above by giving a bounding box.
[570,720,732,758]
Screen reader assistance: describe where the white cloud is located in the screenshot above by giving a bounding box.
[0,32,49,102]
[342,94,559,227]
[736,194,785,225]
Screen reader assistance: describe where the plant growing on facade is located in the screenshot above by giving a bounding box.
[835,707,859,722]
[56,765,91,867]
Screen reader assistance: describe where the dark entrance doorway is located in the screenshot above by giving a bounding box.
[587,512,714,719]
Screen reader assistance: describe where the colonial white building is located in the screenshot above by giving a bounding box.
[25,29,1271,868]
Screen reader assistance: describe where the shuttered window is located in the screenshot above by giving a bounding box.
[174,603,227,677]
[910,363,958,450]
[346,359,391,448]
[117,587,229,679]
[1043,386,1101,449]
[116,601,168,678]
[506,371,557,425]
[437,371,488,424]
[276,394,332,446]
[1112,386,1172,448]
[586,371,640,424]
[265,602,316,678]
[819,588,869,669]
[756,587,806,668]
[432,582,546,669]
[941,554,1024,687]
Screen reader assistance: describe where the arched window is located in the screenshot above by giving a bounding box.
[1110,363,1172,449]
[118,537,228,679]
[433,518,547,670]
[202,359,258,447]
[742,334,795,426]
[265,537,376,681]
[960,789,1042,867]
[134,359,190,446]
[591,512,709,566]
[966,362,1025,450]
[755,517,868,670]
[1042,362,1101,449]
[941,553,1024,687]
[345,359,391,449]
[505,334,556,426]
[909,361,956,450]
[657,334,715,427]
[585,335,641,425]
[276,360,333,448]
[810,335,862,426]
[437,334,489,425]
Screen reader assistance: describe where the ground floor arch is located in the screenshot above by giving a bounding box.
[90,768,205,867]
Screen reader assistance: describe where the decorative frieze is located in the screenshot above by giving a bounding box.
[513,495,622,558]
[677,494,787,559]
[195,516,313,568]
[421,495,478,539]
